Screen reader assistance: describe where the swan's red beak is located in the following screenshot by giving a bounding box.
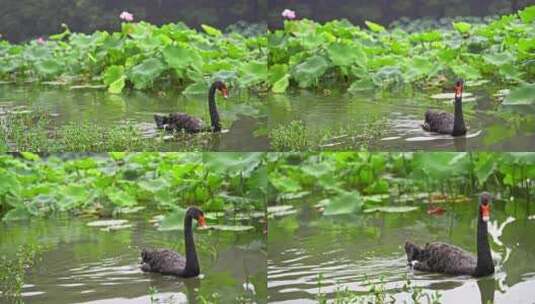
[198,215,208,229]
[455,81,464,99]
[480,203,490,222]
[220,87,229,99]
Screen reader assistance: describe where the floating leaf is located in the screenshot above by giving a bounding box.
[268,205,297,218]
[363,206,419,213]
[208,225,254,232]
[431,92,474,100]
[87,219,129,227]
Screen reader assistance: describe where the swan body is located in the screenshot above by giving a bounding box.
[154,81,228,133]
[405,192,494,277]
[154,113,207,133]
[405,241,476,275]
[423,80,467,136]
[141,207,207,278]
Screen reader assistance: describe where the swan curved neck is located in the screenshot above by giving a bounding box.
[452,97,466,136]
[475,216,494,277]
[183,214,200,276]
[208,84,221,132]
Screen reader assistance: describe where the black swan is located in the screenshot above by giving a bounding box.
[422,80,467,136]
[405,192,494,277]
[140,207,207,278]
[154,80,229,133]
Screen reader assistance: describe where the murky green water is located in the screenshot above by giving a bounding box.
[265,90,535,151]
[0,216,267,303]
[268,197,535,303]
[1,85,534,151]
[0,85,271,151]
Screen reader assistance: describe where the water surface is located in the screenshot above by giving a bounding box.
[264,90,535,151]
[1,85,534,151]
[0,216,267,303]
[268,198,535,303]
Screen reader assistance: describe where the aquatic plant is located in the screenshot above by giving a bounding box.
[268,5,535,95]
[0,109,217,152]
[0,245,41,304]
[0,21,267,94]
[269,120,308,151]
[0,153,267,222]
[269,117,386,151]
[268,152,535,214]
[119,11,134,22]
[315,274,441,304]
[281,9,297,20]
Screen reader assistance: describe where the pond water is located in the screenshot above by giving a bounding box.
[265,90,535,151]
[268,197,535,303]
[1,85,534,151]
[0,216,267,303]
[0,85,271,151]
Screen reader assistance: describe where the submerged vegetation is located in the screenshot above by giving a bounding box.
[0,21,267,94]
[268,152,535,214]
[316,274,441,304]
[268,5,535,96]
[0,245,42,304]
[0,110,219,152]
[269,118,387,151]
[0,153,267,222]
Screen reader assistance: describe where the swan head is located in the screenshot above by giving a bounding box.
[480,192,491,222]
[454,79,464,100]
[214,80,229,99]
[187,206,208,229]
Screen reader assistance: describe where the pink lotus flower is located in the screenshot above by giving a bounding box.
[120,11,134,22]
[36,37,46,45]
[281,9,296,20]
